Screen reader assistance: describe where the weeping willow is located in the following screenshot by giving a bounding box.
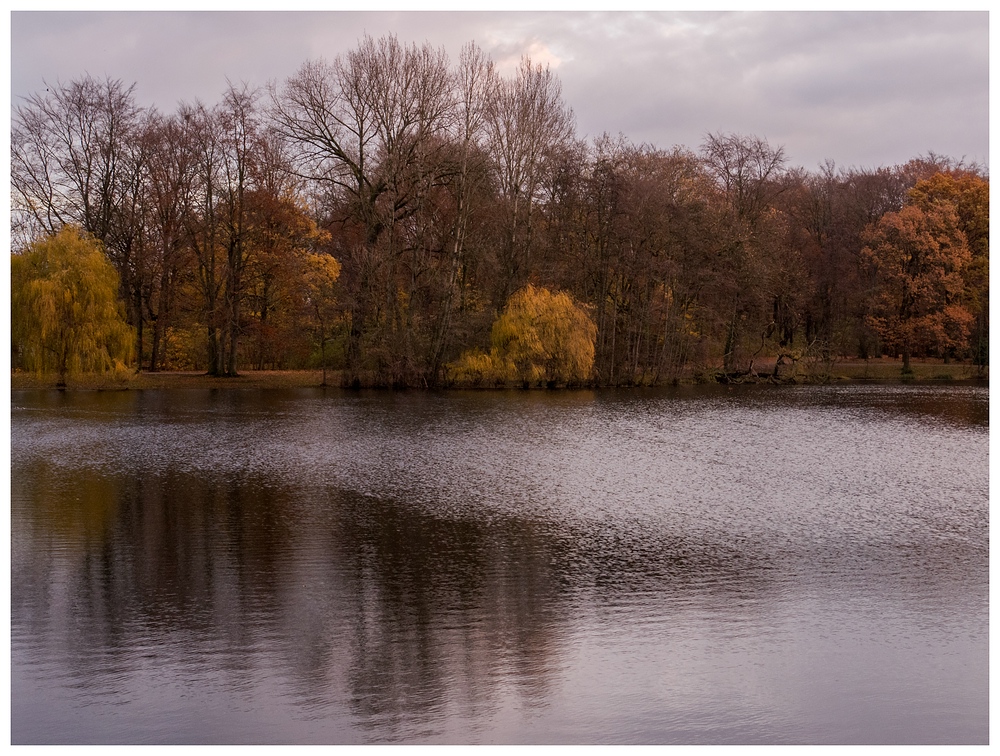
[449,285,596,386]
[12,226,134,385]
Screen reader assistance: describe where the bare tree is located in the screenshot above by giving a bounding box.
[178,84,268,376]
[424,41,498,379]
[271,34,457,385]
[701,133,789,373]
[12,76,141,239]
[484,56,576,306]
[701,132,787,225]
[139,111,196,370]
[12,75,153,363]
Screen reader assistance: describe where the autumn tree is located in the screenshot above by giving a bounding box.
[216,84,261,377]
[450,285,596,386]
[11,75,152,361]
[302,252,343,385]
[783,163,860,361]
[242,193,326,369]
[138,111,198,370]
[11,226,134,386]
[906,171,989,367]
[544,136,717,384]
[599,142,717,383]
[860,202,973,369]
[484,56,576,307]
[425,41,500,381]
[179,84,273,376]
[700,132,789,373]
[271,34,457,385]
[789,163,916,361]
[237,127,332,370]
[178,100,228,374]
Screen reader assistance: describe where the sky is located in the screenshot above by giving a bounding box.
[7,9,992,173]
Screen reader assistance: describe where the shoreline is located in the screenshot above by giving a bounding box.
[9,359,987,391]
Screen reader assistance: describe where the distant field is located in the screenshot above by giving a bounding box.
[9,358,987,391]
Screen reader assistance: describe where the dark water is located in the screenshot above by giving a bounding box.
[10,384,988,744]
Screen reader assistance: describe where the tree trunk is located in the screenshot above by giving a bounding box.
[134,289,144,373]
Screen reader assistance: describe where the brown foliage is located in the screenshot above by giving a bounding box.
[10,44,989,386]
[861,202,973,366]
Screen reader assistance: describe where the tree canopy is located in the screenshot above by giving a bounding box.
[12,226,134,385]
[450,285,596,386]
[9,40,989,386]
[861,203,972,368]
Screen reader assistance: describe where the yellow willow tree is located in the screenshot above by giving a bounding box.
[12,226,134,386]
[450,285,596,386]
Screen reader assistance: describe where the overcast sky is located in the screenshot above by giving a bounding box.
[8,10,991,172]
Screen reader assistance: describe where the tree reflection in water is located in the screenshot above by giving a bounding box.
[10,386,988,744]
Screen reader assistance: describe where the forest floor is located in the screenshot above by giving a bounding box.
[9,358,987,391]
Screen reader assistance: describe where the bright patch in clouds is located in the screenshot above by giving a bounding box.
[490,39,564,74]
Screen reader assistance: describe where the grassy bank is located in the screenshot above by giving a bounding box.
[830,359,989,381]
[791,357,986,383]
[9,369,333,391]
[10,358,986,391]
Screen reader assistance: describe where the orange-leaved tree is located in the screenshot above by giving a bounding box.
[860,201,973,370]
[907,171,989,368]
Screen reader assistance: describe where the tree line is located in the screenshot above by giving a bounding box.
[11,34,989,386]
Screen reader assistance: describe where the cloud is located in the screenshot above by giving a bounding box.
[10,10,988,170]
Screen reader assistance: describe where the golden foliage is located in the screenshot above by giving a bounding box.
[301,252,342,383]
[907,172,989,260]
[449,285,597,386]
[907,172,989,361]
[302,252,342,303]
[12,226,134,382]
[448,349,502,386]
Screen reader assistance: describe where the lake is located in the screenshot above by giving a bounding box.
[10,384,989,744]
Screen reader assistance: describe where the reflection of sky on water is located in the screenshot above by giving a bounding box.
[10,386,989,744]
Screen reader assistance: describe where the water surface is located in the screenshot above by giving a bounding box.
[10,384,989,744]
